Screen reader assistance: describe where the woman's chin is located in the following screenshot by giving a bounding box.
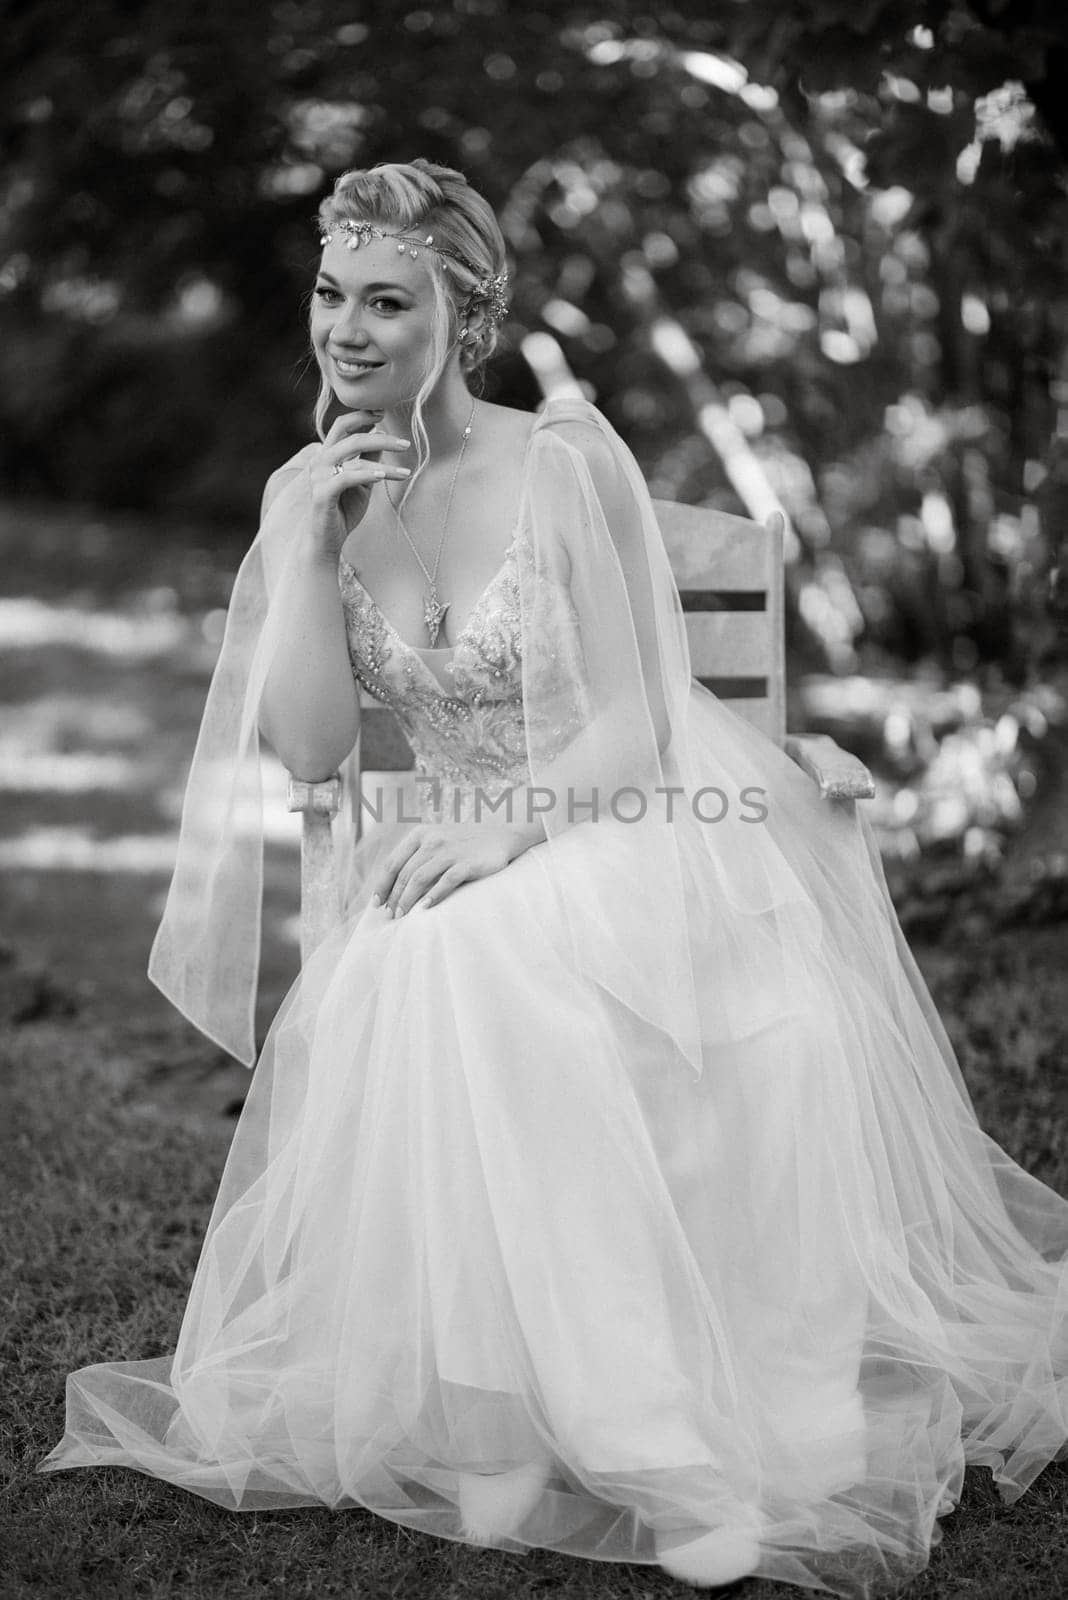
[333,374,384,397]
[331,379,407,411]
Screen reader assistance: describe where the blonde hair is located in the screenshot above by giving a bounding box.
[312,158,508,495]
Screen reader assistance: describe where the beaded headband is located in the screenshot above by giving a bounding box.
[318,216,509,328]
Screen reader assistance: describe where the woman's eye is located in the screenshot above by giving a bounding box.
[371,297,404,314]
[313,286,342,304]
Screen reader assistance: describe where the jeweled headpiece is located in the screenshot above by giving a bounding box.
[317,217,509,327]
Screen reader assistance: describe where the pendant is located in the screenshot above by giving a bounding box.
[424,587,450,647]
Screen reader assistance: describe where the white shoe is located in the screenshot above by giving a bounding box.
[457,1457,551,1544]
[656,1520,762,1588]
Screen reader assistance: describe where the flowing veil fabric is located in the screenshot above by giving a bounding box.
[145,443,362,1065]
[42,398,1068,1597]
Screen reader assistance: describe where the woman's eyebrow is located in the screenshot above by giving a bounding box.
[315,271,412,295]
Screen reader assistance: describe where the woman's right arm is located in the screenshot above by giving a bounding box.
[258,410,411,781]
[258,538,362,781]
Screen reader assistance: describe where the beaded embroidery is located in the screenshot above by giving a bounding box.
[337,533,585,820]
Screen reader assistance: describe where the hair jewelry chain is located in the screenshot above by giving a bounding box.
[318,217,509,328]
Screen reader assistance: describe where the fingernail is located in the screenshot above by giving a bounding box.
[397,467,412,475]
[370,892,380,906]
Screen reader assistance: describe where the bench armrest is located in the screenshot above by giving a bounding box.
[783,734,876,801]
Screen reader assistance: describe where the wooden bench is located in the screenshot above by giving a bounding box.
[287,503,875,959]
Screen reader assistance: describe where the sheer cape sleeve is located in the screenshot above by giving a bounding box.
[147,442,362,1066]
[520,401,994,1103]
[516,400,828,1078]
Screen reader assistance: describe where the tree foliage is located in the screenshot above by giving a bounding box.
[2,0,1067,677]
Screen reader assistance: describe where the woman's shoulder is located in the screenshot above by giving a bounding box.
[477,399,609,484]
[532,394,606,431]
[532,395,621,455]
[260,442,320,517]
[473,396,618,486]
[481,395,608,437]
[526,396,632,488]
[270,440,320,476]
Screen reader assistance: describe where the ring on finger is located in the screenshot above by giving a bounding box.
[333,462,345,476]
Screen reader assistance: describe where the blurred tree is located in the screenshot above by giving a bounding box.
[1,0,1066,684]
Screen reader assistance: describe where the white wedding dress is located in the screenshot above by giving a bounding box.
[41,400,1068,1598]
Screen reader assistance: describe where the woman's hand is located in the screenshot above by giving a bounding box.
[371,818,543,917]
[308,409,412,563]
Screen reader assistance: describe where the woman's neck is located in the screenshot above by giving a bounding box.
[383,367,475,461]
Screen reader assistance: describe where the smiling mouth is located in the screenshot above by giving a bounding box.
[333,357,382,377]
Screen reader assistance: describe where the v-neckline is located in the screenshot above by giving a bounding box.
[336,406,545,667]
[338,528,520,663]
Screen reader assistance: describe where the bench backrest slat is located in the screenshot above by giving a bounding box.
[653,498,784,746]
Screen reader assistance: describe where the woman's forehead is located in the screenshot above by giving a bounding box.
[318,235,432,294]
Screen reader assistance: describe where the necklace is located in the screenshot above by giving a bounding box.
[388,398,477,647]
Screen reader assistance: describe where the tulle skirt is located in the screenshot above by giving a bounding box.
[40,693,1068,1597]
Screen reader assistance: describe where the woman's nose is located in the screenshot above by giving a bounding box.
[333,309,370,347]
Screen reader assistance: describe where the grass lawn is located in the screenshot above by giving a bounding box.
[1,926,1066,1600]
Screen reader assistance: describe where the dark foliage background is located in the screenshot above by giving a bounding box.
[3,1,1067,663]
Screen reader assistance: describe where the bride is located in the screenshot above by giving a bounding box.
[40,158,1068,1597]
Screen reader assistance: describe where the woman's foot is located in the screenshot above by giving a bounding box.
[656,1518,763,1589]
[457,1457,551,1544]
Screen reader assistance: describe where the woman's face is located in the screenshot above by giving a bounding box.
[311,234,445,409]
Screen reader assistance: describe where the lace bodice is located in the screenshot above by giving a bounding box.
[338,531,584,822]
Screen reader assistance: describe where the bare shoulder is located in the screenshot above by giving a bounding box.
[475,400,538,458]
[260,456,310,518]
[533,398,620,479]
[261,465,293,512]
[472,397,621,490]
